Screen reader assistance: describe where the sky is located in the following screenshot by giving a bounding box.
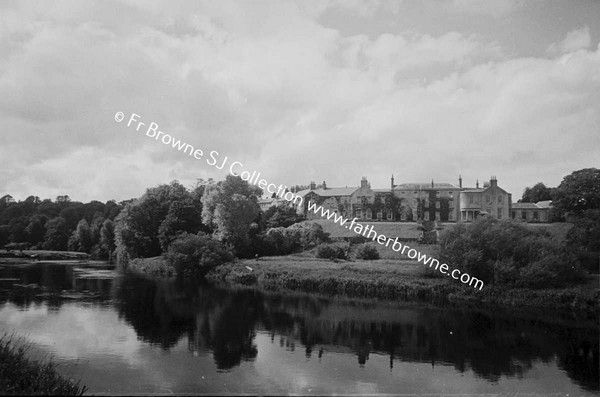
[1,0,599,203]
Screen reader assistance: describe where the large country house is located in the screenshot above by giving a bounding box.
[286,175,514,223]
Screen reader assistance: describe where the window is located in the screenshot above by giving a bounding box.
[497,208,502,218]
[435,211,440,220]
[511,211,516,218]
[424,212,429,221]
[498,195,503,203]
[449,200,454,209]
[486,195,491,204]
[377,211,383,220]
[366,209,372,219]
[435,201,440,209]
[387,211,393,220]
[425,200,429,208]
[533,211,539,220]
[448,212,453,221]
[436,191,440,198]
[521,211,527,220]
[356,209,363,219]
[449,191,454,198]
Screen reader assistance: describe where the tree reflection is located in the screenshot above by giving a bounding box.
[111,274,599,392]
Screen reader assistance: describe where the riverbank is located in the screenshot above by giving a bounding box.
[0,249,89,263]
[205,254,600,316]
[0,334,86,396]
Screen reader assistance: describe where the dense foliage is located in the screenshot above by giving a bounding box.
[165,232,234,277]
[260,222,328,256]
[355,243,380,260]
[552,168,600,216]
[519,182,554,203]
[201,175,262,257]
[0,194,122,259]
[114,181,206,265]
[438,217,587,288]
[316,243,348,260]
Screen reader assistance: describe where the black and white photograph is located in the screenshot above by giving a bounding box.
[0,0,599,395]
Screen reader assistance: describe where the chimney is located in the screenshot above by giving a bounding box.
[322,180,327,190]
[309,181,316,190]
[490,176,498,187]
[431,179,434,188]
[459,175,462,189]
[361,176,369,189]
[391,174,395,189]
[476,179,479,189]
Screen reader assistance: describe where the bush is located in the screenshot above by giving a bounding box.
[165,232,233,277]
[355,243,380,260]
[438,217,586,289]
[316,243,347,260]
[259,222,328,257]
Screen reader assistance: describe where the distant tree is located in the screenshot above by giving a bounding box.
[26,216,47,247]
[0,225,9,247]
[260,205,304,230]
[552,168,600,216]
[9,221,28,243]
[520,182,554,203]
[202,175,261,257]
[100,219,116,262]
[43,217,69,251]
[74,219,92,253]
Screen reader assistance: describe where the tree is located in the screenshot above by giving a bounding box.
[73,219,92,253]
[552,168,600,216]
[26,216,47,247]
[100,219,116,262]
[114,181,191,259]
[201,175,261,257]
[260,205,304,230]
[43,217,69,251]
[165,232,233,277]
[520,182,553,203]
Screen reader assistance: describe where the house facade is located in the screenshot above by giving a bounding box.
[293,175,512,223]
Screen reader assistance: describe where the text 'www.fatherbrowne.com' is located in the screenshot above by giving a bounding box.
[115,111,484,291]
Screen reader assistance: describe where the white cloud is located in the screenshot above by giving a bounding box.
[547,26,591,55]
[0,0,599,202]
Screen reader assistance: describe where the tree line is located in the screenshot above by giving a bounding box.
[0,195,123,259]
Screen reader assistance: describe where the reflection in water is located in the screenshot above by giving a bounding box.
[0,263,598,394]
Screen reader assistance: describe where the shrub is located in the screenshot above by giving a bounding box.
[165,232,233,277]
[316,243,347,260]
[259,222,328,257]
[438,217,586,289]
[355,243,380,260]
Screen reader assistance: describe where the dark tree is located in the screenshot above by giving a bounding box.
[520,182,553,203]
[552,168,600,216]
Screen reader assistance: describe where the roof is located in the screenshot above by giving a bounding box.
[313,187,358,197]
[393,182,459,190]
[295,187,359,197]
[461,189,486,193]
[512,202,548,209]
[535,200,552,208]
[372,189,392,193]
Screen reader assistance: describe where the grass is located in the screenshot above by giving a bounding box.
[206,251,600,315]
[0,333,86,396]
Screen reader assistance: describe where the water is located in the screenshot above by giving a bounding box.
[0,262,598,395]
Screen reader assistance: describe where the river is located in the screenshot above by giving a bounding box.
[0,261,598,395]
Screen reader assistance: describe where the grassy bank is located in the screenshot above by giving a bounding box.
[0,249,89,262]
[206,253,600,315]
[0,334,86,396]
[127,256,175,277]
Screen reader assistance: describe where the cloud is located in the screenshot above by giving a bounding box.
[547,26,591,55]
[0,0,599,203]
